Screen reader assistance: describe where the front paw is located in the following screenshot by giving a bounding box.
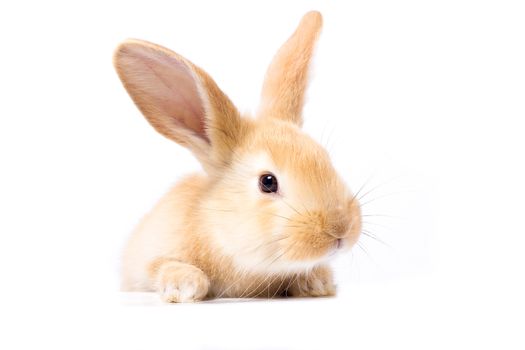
[156,263,210,303]
[288,266,336,297]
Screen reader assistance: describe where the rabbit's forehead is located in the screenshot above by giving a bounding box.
[249,126,337,179]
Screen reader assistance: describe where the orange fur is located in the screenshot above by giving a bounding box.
[114,11,361,302]
[258,11,323,126]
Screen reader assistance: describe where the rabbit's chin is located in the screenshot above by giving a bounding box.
[230,250,336,275]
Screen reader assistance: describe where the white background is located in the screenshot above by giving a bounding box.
[0,0,524,349]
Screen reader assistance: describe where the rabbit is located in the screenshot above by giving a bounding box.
[113,11,361,302]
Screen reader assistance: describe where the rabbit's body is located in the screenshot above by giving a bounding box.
[121,174,206,292]
[121,123,341,300]
[115,12,361,302]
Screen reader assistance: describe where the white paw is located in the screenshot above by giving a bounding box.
[158,268,210,303]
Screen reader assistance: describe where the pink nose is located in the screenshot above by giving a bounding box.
[336,239,343,249]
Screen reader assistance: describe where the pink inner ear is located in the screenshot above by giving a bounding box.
[121,44,207,140]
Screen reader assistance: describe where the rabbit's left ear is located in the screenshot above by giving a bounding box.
[114,39,245,171]
[257,11,323,127]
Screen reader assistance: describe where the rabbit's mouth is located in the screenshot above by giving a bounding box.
[333,234,360,251]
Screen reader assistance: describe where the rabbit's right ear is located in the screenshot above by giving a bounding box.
[258,11,323,127]
[114,39,245,171]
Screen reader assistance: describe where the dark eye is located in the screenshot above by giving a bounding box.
[259,173,278,193]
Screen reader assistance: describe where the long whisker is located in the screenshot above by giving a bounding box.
[361,230,390,247]
[361,214,401,219]
[362,220,395,232]
[237,259,282,299]
[266,213,293,221]
[357,174,406,202]
[284,224,303,229]
[269,274,288,299]
[219,237,282,295]
[247,235,289,254]
[350,173,377,208]
[242,272,282,300]
[282,273,299,297]
[356,241,370,258]
[359,190,415,208]
[217,243,288,299]
[238,240,298,299]
[215,268,245,299]
[356,241,382,270]
[279,196,306,218]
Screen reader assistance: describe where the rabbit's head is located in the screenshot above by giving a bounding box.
[114,12,361,274]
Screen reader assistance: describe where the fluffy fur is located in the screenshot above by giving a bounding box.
[114,11,361,302]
